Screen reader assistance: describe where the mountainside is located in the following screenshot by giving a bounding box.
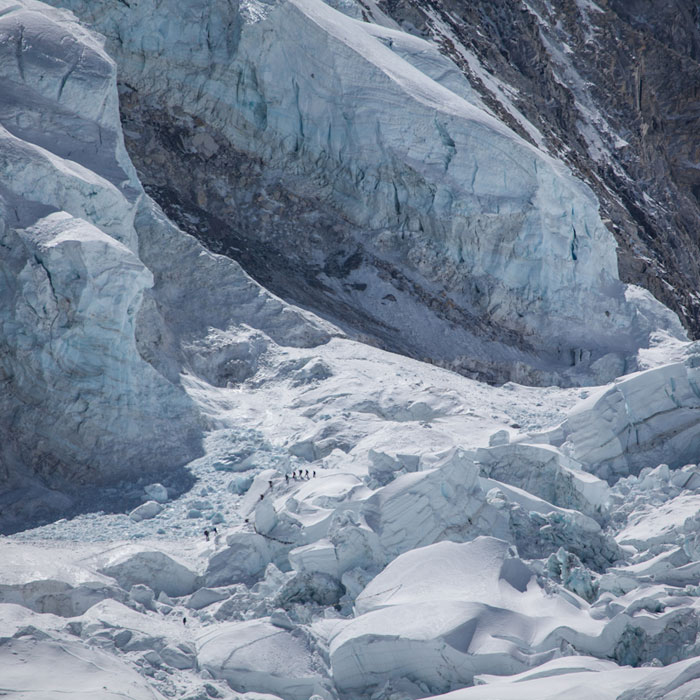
[378,0,700,336]
[43,0,686,385]
[5,1,700,700]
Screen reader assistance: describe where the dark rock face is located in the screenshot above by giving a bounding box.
[378,0,700,336]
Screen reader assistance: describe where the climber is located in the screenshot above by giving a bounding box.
[204,529,210,541]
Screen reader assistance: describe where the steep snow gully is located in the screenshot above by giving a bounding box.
[4,1,700,699]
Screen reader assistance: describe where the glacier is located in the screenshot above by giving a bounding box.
[3,0,700,699]
[44,0,685,383]
[0,0,332,530]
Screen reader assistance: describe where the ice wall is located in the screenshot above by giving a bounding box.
[0,2,204,527]
[546,345,700,481]
[46,0,684,379]
[0,0,338,531]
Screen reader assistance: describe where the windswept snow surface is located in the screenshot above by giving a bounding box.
[3,1,700,700]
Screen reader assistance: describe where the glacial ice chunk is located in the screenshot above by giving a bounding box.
[206,532,273,587]
[362,448,507,558]
[129,501,163,522]
[355,538,531,615]
[474,443,609,517]
[554,357,700,480]
[144,483,169,503]
[94,546,200,597]
[0,637,168,700]
[197,619,331,699]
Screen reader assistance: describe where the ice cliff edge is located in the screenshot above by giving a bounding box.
[0,1,203,527]
[46,0,685,382]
